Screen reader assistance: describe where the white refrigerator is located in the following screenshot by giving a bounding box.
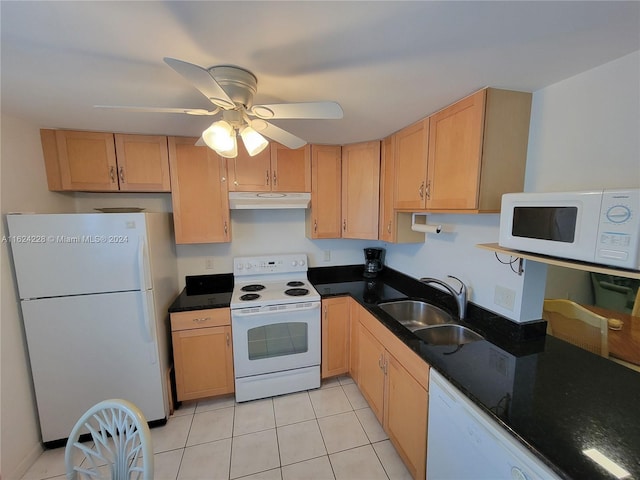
[7,212,178,444]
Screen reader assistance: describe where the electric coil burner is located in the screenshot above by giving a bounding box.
[230,254,321,402]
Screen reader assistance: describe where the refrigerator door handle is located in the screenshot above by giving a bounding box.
[141,290,158,364]
[137,235,151,290]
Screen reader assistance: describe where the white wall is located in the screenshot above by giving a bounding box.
[1,115,76,478]
[525,50,640,193]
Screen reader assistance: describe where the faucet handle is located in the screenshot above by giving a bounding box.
[446,275,466,295]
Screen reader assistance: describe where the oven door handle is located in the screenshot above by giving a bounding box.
[232,301,321,317]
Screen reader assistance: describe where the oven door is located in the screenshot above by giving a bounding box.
[231,301,321,378]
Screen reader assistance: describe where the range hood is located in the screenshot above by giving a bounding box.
[229,192,311,210]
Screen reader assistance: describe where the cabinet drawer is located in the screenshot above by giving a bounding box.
[170,308,230,331]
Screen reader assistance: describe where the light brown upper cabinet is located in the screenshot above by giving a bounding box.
[227,142,311,192]
[168,137,231,244]
[341,141,381,240]
[114,134,171,191]
[426,88,532,212]
[306,145,342,239]
[379,134,425,243]
[393,119,430,210]
[41,129,171,192]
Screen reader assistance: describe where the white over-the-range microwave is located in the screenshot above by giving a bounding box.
[499,188,640,271]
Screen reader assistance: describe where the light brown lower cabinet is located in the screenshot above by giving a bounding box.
[356,305,429,480]
[321,297,351,378]
[170,308,234,402]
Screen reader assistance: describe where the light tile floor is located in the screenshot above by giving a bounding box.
[21,376,413,480]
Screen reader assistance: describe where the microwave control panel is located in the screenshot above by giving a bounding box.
[595,189,640,268]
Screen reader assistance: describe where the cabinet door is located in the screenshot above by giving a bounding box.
[308,145,342,239]
[321,297,350,379]
[357,322,386,423]
[56,130,118,191]
[427,89,485,210]
[172,325,234,401]
[384,353,428,480]
[114,134,171,192]
[226,142,272,191]
[168,137,230,244]
[341,141,380,240]
[394,119,429,210]
[271,143,311,192]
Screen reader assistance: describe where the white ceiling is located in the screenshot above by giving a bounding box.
[2,1,639,145]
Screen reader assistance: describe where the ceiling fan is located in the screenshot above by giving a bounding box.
[96,57,343,157]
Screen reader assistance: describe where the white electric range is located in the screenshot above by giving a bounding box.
[230,254,321,402]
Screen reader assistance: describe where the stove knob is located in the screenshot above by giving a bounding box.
[291,260,298,266]
[236,263,243,270]
[299,259,306,266]
[245,263,252,270]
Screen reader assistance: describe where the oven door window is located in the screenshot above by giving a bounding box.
[247,322,308,360]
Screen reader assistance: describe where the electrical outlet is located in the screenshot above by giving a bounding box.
[494,285,516,311]
[205,258,215,270]
[323,250,331,262]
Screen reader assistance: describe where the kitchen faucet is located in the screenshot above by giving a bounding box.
[419,275,467,320]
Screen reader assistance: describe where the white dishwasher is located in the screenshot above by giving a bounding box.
[427,370,561,480]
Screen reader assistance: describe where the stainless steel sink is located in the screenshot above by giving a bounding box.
[378,300,454,331]
[413,324,484,345]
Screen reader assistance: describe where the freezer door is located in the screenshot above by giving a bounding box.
[7,213,152,298]
[21,291,166,443]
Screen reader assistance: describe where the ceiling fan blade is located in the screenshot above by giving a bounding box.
[250,101,343,120]
[251,120,307,149]
[163,57,236,110]
[94,105,219,116]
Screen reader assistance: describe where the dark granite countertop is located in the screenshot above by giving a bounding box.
[169,273,233,312]
[168,265,640,480]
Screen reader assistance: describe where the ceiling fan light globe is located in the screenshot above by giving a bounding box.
[240,126,269,156]
[203,120,238,158]
[216,137,238,158]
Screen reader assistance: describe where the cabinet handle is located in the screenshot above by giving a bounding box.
[273,170,277,186]
[383,359,388,375]
[314,220,318,232]
[226,332,230,346]
[378,354,383,370]
[109,166,116,183]
[119,166,125,183]
[266,170,270,186]
[221,176,227,183]
[323,306,327,319]
[192,316,211,324]
[426,180,431,200]
[387,221,392,234]
[343,219,346,231]
[224,221,228,235]
[418,181,425,199]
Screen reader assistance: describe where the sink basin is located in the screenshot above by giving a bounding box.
[378,300,454,331]
[413,324,484,346]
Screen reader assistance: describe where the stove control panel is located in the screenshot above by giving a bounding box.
[234,254,309,277]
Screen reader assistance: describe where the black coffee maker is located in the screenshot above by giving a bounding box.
[363,247,385,278]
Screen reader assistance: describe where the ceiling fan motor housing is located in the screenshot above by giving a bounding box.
[208,66,257,109]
